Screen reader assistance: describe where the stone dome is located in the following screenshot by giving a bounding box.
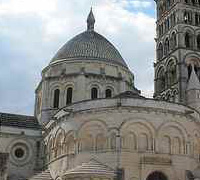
[51,10,128,68]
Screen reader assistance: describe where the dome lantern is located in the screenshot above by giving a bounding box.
[87,8,95,31]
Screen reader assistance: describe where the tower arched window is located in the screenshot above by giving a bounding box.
[185,32,191,48]
[105,89,112,98]
[91,87,98,99]
[197,34,200,49]
[157,68,165,92]
[191,0,195,5]
[66,87,73,105]
[167,0,171,9]
[188,65,192,79]
[172,13,176,26]
[53,89,60,108]
[171,32,176,49]
[164,38,170,55]
[184,11,192,24]
[195,14,199,26]
[167,62,177,86]
[157,43,163,60]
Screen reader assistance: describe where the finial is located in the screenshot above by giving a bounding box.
[187,64,200,90]
[87,7,95,31]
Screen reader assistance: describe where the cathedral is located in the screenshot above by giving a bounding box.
[1,0,200,179]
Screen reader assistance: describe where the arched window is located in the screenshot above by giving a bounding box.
[167,62,177,86]
[191,0,195,5]
[105,89,112,98]
[146,171,168,180]
[195,14,199,26]
[91,87,98,99]
[66,87,73,105]
[184,11,192,24]
[157,68,165,92]
[171,32,176,49]
[188,65,192,79]
[197,35,200,49]
[172,13,176,26]
[164,38,170,55]
[157,43,163,60]
[53,89,60,108]
[167,0,171,9]
[185,32,191,48]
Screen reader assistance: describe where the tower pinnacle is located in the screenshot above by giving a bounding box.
[187,65,200,90]
[87,8,95,31]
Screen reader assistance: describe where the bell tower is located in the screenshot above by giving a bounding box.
[154,0,200,104]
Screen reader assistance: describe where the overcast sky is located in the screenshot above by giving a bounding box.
[0,0,156,115]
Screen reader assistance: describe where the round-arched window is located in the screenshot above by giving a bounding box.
[185,32,191,48]
[91,87,98,99]
[105,89,112,98]
[66,87,73,105]
[53,89,60,108]
[146,171,168,180]
[197,34,200,49]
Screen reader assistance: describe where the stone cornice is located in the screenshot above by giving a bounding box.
[43,98,200,135]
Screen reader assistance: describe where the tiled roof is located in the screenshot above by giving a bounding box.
[0,112,41,130]
[29,170,53,180]
[114,91,145,99]
[51,30,128,67]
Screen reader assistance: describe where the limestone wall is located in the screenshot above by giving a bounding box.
[44,98,200,180]
[0,126,42,180]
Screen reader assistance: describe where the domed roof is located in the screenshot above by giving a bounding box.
[51,9,128,67]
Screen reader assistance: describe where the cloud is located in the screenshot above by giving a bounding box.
[0,0,156,115]
[130,1,152,8]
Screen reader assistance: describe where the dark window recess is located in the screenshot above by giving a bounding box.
[36,141,40,157]
[146,171,168,180]
[106,89,112,98]
[91,87,98,99]
[188,65,192,79]
[191,0,195,5]
[66,87,73,105]
[197,35,200,49]
[15,148,24,158]
[53,89,60,108]
[185,33,191,48]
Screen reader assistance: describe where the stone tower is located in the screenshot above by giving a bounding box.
[154,0,200,105]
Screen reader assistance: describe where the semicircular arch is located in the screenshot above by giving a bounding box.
[157,121,189,141]
[120,119,156,138]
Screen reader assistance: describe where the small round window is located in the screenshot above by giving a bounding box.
[14,148,25,158]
